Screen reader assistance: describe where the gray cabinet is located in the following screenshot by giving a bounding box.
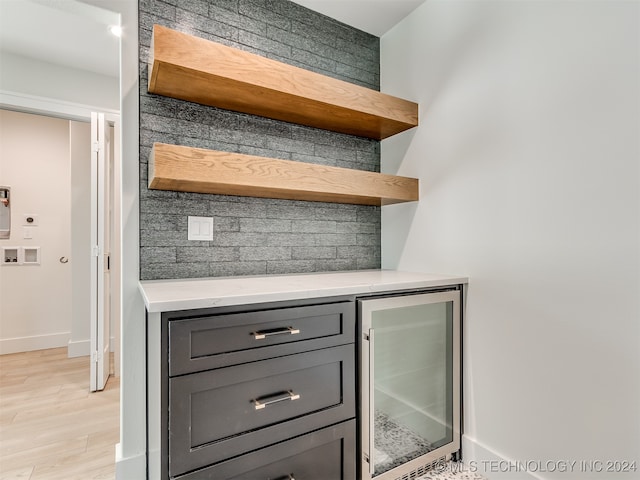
[168,302,355,375]
[148,298,357,479]
[177,419,356,480]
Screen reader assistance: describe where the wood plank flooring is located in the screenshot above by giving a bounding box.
[0,348,119,480]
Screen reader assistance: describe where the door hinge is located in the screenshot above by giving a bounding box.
[92,246,100,257]
[91,350,103,364]
[91,141,100,153]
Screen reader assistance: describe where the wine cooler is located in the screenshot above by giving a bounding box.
[359,289,461,480]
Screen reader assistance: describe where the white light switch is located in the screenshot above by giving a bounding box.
[23,227,33,239]
[188,216,213,241]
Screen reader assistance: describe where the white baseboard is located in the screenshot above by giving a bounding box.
[67,339,90,357]
[67,336,118,358]
[462,435,543,480]
[115,443,146,480]
[0,332,70,355]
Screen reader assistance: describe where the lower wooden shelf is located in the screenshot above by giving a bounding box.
[148,143,419,206]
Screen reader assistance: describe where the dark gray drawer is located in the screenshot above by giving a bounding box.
[169,344,355,477]
[168,301,354,375]
[175,420,356,480]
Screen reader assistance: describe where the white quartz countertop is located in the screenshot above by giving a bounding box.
[139,270,468,313]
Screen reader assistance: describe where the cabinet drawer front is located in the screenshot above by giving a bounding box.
[169,301,354,375]
[169,345,355,477]
[176,420,356,480]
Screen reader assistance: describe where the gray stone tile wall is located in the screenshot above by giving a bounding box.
[139,0,381,280]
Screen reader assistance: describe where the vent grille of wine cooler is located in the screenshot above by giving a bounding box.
[394,456,447,480]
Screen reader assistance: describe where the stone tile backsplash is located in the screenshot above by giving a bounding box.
[139,0,381,280]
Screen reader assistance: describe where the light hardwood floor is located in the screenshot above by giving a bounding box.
[0,348,119,480]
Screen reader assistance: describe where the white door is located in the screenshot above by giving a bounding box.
[90,112,110,392]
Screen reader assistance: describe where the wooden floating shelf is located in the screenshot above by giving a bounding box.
[148,25,418,140]
[149,143,419,206]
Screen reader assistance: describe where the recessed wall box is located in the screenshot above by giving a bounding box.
[2,247,20,265]
[1,247,41,265]
[23,247,41,265]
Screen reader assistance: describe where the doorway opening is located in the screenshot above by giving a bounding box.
[0,0,122,375]
[0,0,123,476]
[0,108,120,369]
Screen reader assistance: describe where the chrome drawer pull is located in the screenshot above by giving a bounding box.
[273,475,295,480]
[252,326,300,340]
[253,390,301,410]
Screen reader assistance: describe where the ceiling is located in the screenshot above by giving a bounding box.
[0,0,424,79]
[290,0,425,36]
[0,0,120,78]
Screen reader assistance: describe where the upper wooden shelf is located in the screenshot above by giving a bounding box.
[148,25,418,140]
[149,143,419,206]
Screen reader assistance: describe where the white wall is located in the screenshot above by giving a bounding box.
[0,110,72,353]
[381,2,639,479]
[105,1,143,477]
[0,51,119,112]
[69,120,92,357]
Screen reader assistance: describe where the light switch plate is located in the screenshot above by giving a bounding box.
[188,216,214,241]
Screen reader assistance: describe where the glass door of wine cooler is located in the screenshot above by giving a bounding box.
[359,290,461,480]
